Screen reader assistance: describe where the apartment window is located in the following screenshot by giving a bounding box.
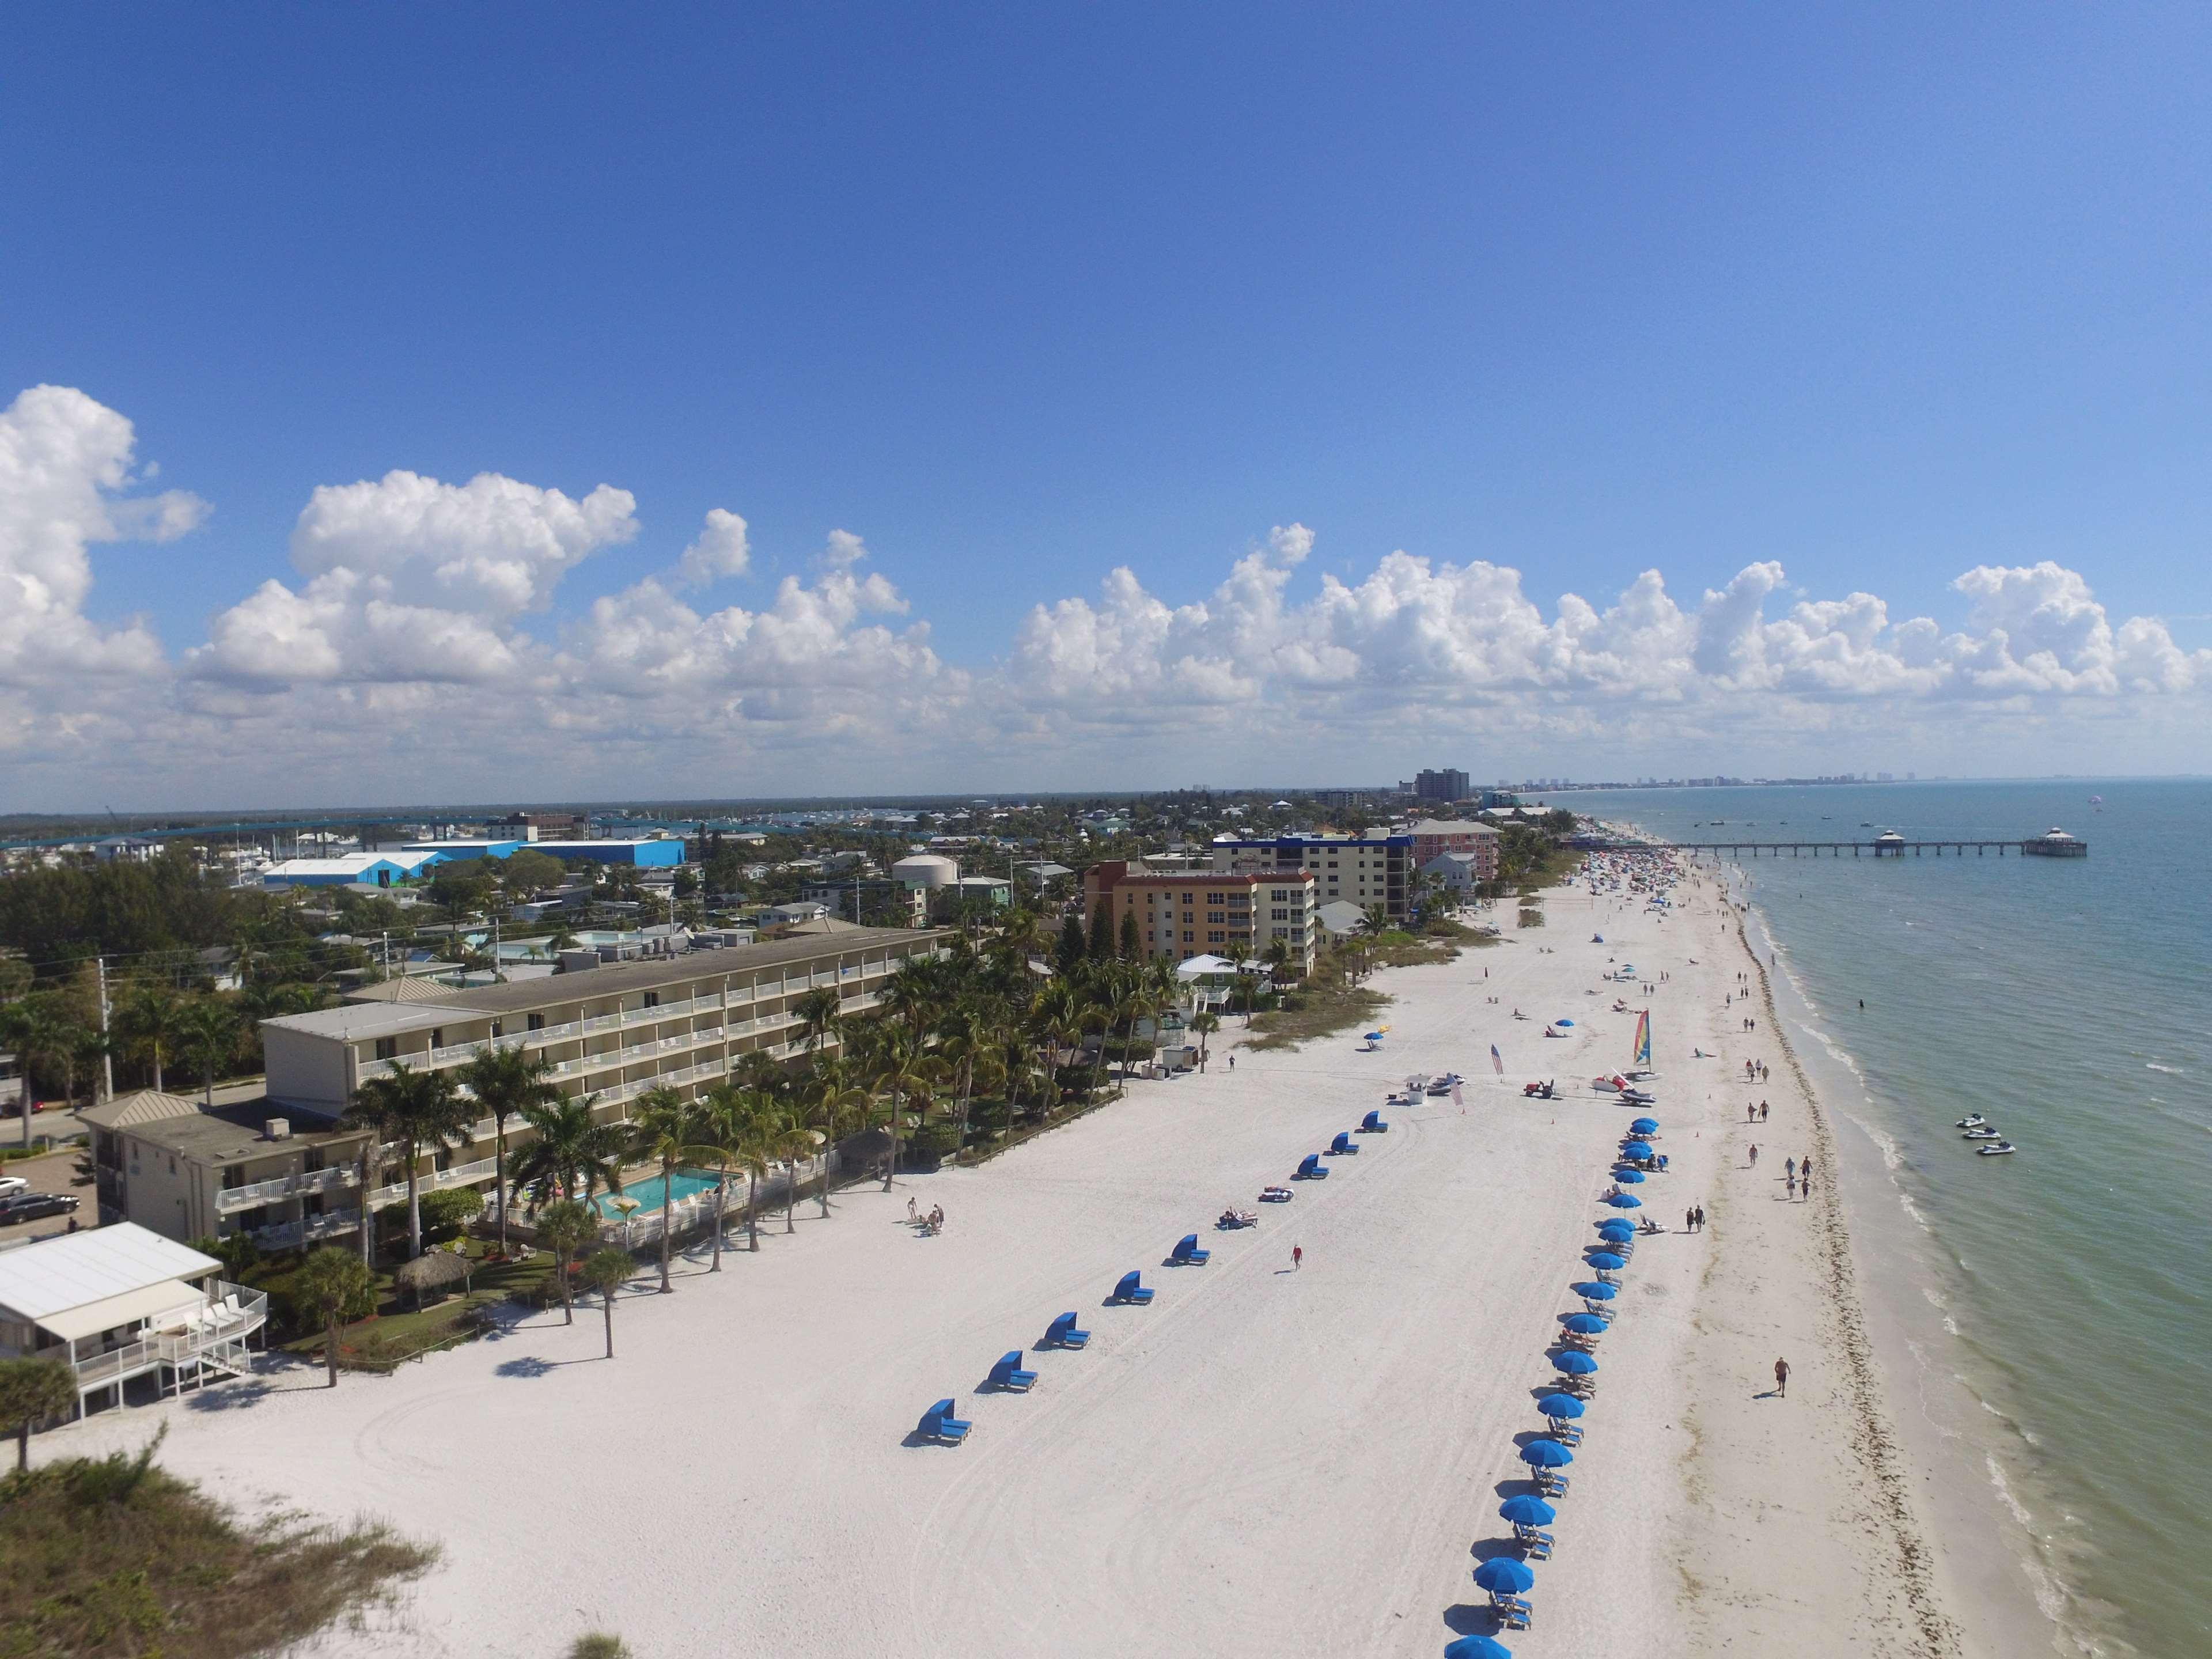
[1183,930,1194,943]
[489,1021,503,1039]
[527,1013,546,1032]
[1207,930,1225,944]
[1207,911,1225,925]
[428,1028,445,1050]
[644,991,661,1009]
[1271,908,1288,922]
[374,1037,397,1062]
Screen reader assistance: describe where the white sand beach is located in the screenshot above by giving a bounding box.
[45,870,1992,1658]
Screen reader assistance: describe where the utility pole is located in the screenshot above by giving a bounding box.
[96,956,114,1101]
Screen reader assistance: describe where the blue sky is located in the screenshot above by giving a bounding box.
[3,6,2210,809]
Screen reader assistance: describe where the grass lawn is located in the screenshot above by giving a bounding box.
[1244,981,1392,1052]
[273,1237,558,1369]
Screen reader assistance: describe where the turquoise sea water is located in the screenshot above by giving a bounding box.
[1590,779,2212,1657]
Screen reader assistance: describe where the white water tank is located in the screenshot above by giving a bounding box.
[892,854,959,889]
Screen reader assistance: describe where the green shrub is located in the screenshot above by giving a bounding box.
[418,1187,484,1243]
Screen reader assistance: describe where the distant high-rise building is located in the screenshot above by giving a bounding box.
[1403,767,1470,802]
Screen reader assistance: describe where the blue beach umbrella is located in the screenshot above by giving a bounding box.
[1520,1438,1574,1469]
[1559,1312,1609,1335]
[1603,1193,1642,1210]
[1445,1638,1513,1659]
[1630,1117,1660,1134]
[1621,1140,1654,1159]
[1594,1219,1635,1241]
[1610,1167,1646,1184]
[1569,1280,1615,1301]
[1586,1252,1628,1272]
[1552,1350,1599,1377]
[1498,1495,1558,1527]
[1473,1556,1537,1595]
[1535,1393,1585,1421]
[1555,1018,1575,1028]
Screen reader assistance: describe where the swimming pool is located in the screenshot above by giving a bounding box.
[593,1170,724,1215]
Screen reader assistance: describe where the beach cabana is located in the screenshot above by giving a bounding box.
[1112,1270,1154,1305]
[1360,1109,1388,1132]
[1328,1131,1358,1156]
[915,1399,971,1444]
[1169,1233,1211,1266]
[1295,1153,1328,1180]
[987,1350,1039,1392]
[1044,1312,1089,1349]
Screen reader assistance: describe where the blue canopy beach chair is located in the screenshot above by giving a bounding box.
[1295,1153,1328,1180]
[987,1350,1039,1391]
[1044,1311,1090,1349]
[1169,1233,1210,1265]
[1359,1109,1388,1132]
[1328,1131,1358,1155]
[1112,1270,1154,1304]
[916,1398,971,1444]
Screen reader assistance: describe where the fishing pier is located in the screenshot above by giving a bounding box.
[1584,828,2088,860]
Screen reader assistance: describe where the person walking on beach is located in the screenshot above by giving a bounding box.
[1747,1103,1756,1123]
[1774,1357,1790,1397]
[1749,1144,1759,1169]
[1228,1054,1234,1070]
[1785,1156,1796,1181]
[1687,1207,1696,1233]
[1291,1244,1302,1271]
[1786,1173,1797,1199]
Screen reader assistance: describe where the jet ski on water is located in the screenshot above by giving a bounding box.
[1976,1141,2017,1156]
[1956,1114,1987,1129]
[1963,1126,2002,1141]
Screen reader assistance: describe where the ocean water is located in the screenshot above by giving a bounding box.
[1588,779,2212,1658]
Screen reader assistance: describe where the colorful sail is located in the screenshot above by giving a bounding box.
[1490,1043,1504,1075]
[1632,1010,1652,1067]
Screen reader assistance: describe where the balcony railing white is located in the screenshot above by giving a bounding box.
[215,1165,361,1213]
[65,1281,267,1392]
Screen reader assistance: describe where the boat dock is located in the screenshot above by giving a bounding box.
[1585,829,2088,860]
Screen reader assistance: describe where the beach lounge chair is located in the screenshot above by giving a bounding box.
[1328,1131,1358,1156]
[987,1350,1039,1391]
[1044,1312,1090,1349]
[1295,1153,1328,1180]
[917,1399,971,1444]
[1546,1421,1584,1445]
[1113,1270,1155,1305]
[1517,1527,1554,1559]
[1360,1109,1388,1132]
[1169,1233,1210,1265]
[1492,1594,1531,1630]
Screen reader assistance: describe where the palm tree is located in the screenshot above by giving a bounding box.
[792,986,842,1061]
[628,1088,700,1294]
[0,1357,79,1468]
[692,1084,755,1271]
[764,1105,821,1234]
[580,1248,632,1358]
[176,999,237,1107]
[1190,1010,1220,1072]
[346,1062,474,1259]
[509,1093,626,1210]
[801,1062,868,1215]
[533,1199,597,1324]
[1230,972,1262,1025]
[119,984,185,1092]
[0,1002,70,1147]
[931,1003,986,1164]
[868,1030,941,1191]
[294,1246,373,1389]
[459,1045,560,1260]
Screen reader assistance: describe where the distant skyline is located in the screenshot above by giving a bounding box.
[5,7,2210,812]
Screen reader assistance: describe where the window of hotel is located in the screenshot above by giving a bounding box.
[1271,908,1288,921]
[644,991,660,1009]
[528,1013,546,1032]
[1183,930,1194,943]
[1207,930,1225,944]
[374,1037,397,1061]
[489,1021,503,1039]
[428,1028,444,1050]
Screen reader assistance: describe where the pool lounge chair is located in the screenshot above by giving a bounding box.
[1295,1153,1328,1180]
[1044,1312,1090,1349]
[1328,1131,1358,1155]
[1112,1270,1155,1305]
[916,1399,971,1444]
[987,1350,1039,1391]
[1169,1233,1211,1265]
[1360,1109,1388,1132]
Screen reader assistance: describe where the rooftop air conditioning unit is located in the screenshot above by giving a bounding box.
[264,1118,291,1141]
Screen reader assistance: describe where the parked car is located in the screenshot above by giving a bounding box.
[0,1191,78,1224]
[0,1175,29,1202]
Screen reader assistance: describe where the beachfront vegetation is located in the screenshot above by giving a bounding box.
[294,1247,376,1388]
[1,1357,77,1473]
[581,1248,632,1357]
[0,1423,435,1659]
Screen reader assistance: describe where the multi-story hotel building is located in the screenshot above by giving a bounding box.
[1403,819,1501,882]
[1079,863,1319,975]
[142,928,956,1251]
[1208,834,1421,924]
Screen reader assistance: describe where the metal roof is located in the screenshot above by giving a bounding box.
[0,1224,221,1323]
[76,1089,206,1132]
